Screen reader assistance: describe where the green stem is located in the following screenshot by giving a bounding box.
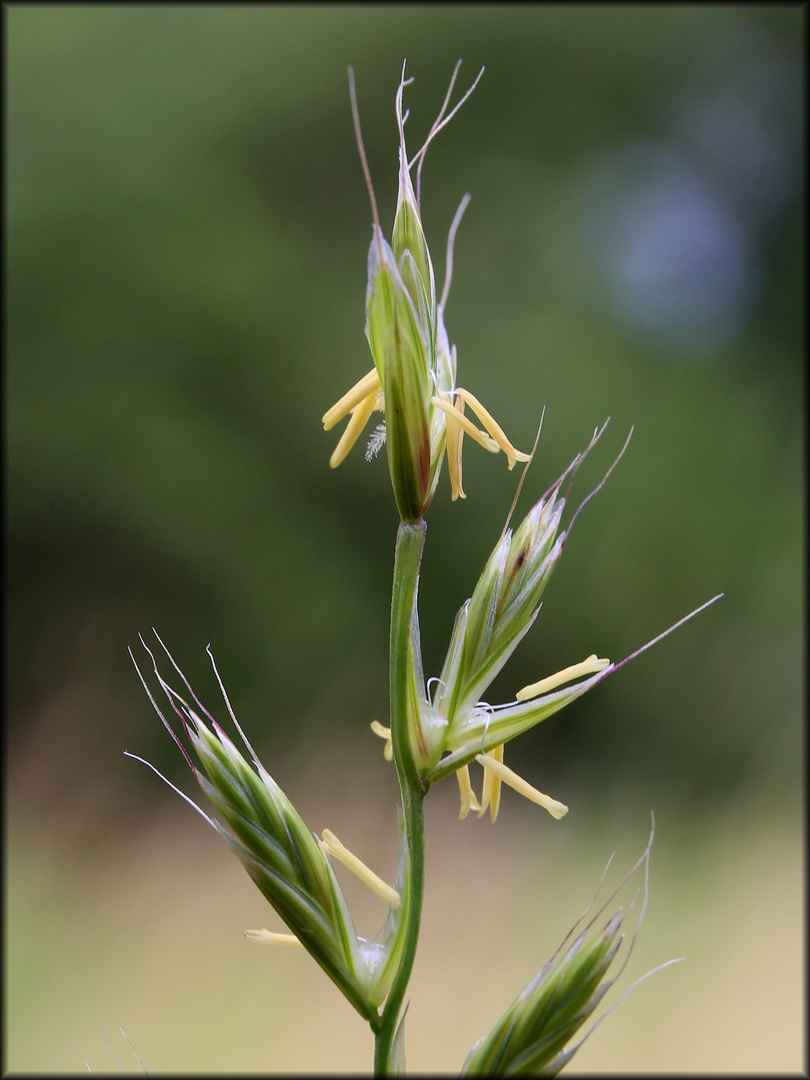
[373,520,427,1075]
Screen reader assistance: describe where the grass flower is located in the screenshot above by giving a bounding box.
[425,591,720,819]
[425,426,616,759]
[363,423,720,823]
[128,633,411,1018]
[461,819,681,1076]
[323,61,530,515]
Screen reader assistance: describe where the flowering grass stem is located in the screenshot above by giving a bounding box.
[127,60,722,1074]
[373,521,428,1074]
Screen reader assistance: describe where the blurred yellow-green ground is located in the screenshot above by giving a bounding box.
[6,5,804,1074]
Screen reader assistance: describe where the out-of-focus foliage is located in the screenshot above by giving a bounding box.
[7,6,803,843]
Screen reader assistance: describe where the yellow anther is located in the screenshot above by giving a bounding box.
[515,655,611,702]
[245,929,304,947]
[475,753,568,819]
[321,829,401,909]
[476,743,504,822]
[440,391,466,500]
[456,763,481,819]
[431,394,500,453]
[329,390,382,469]
[455,388,531,470]
[323,368,382,430]
[370,720,393,762]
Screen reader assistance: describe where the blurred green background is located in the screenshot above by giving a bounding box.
[6,5,803,1073]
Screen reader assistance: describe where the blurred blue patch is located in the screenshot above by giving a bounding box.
[580,19,801,355]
